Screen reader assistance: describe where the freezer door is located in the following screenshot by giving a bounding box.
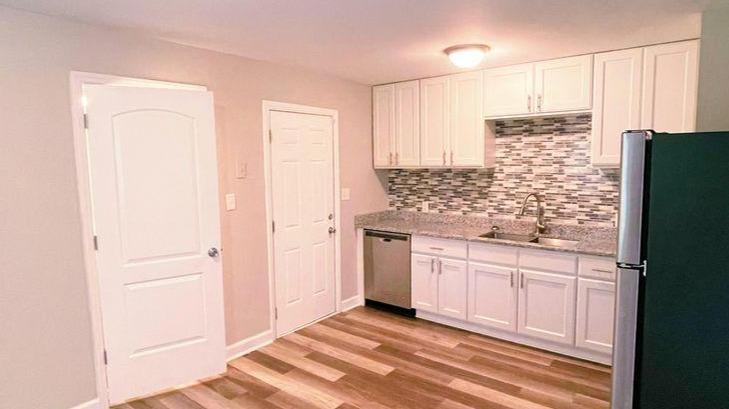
[616,130,650,266]
[610,267,641,409]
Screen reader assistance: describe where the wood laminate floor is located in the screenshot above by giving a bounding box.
[114,307,612,409]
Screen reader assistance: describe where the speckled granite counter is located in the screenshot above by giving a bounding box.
[355,210,617,257]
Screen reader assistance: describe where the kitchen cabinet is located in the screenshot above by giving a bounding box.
[437,257,468,320]
[468,262,517,331]
[641,40,699,133]
[576,278,615,354]
[483,63,534,117]
[591,48,643,167]
[534,55,593,113]
[483,55,592,118]
[517,269,576,345]
[449,71,485,167]
[411,253,438,313]
[420,73,486,167]
[372,84,395,168]
[372,81,420,168]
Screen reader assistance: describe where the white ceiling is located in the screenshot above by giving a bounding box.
[1,0,716,84]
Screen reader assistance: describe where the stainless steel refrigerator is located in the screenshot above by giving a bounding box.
[611,130,729,409]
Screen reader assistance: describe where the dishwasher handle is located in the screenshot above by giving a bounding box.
[364,230,410,241]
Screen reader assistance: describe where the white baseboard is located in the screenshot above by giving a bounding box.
[69,398,101,409]
[226,329,275,361]
[340,294,363,312]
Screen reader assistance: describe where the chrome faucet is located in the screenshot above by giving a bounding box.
[517,192,546,235]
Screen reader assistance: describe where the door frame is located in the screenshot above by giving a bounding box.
[69,71,208,409]
[262,100,342,337]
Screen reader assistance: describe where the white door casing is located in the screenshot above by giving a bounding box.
[84,84,225,404]
[270,110,337,336]
[468,262,518,331]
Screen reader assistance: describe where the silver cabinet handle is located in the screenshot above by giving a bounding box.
[527,95,532,111]
[429,246,444,251]
[520,272,525,289]
[450,151,454,165]
[430,258,435,274]
[395,152,399,165]
[442,150,446,165]
[537,94,543,111]
[208,247,219,258]
[592,268,614,274]
[510,271,514,288]
[438,259,442,275]
[388,152,393,165]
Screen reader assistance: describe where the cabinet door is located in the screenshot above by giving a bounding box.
[591,48,643,167]
[576,278,615,354]
[641,40,698,132]
[420,76,450,167]
[394,81,420,167]
[534,55,593,113]
[449,71,484,167]
[517,269,576,345]
[437,257,468,320]
[468,262,517,331]
[372,84,395,168]
[412,253,438,313]
[483,63,534,117]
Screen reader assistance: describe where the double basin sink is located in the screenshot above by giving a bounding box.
[479,230,579,249]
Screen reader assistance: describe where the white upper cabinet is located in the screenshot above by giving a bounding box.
[372,84,395,168]
[373,81,420,169]
[591,48,644,167]
[483,63,534,118]
[534,55,593,113]
[394,81,421,167]
[420,76,450,167]
[641,40,699,132]
[449,71,485,167]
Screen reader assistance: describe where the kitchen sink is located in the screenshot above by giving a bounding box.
[532,237,579,249]
[479,231,580,249]
[479,231,537,242]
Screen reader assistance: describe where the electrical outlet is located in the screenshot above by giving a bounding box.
[422,201,429,212]
[225,193,236,211]
[341,188,351,201]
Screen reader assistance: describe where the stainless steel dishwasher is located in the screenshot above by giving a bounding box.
[364,230,414,316]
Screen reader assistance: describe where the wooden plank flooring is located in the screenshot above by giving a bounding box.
[114,307,612,409]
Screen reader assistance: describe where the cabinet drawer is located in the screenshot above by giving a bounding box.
[468,243,518,266]
[579,256,616,281]
[519,249,577,275]
[412,236,467,259]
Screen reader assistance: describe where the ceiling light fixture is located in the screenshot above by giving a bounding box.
[444,44,490,68]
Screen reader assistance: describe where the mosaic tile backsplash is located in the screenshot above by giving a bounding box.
[387,114,620,226]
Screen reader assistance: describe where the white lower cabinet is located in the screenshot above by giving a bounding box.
[468,262,517,331]
[437,257,468,320]
[517,269,577,345]
[411,253,438,313]
[576,278,616,354]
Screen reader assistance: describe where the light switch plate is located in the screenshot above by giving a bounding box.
[225,193,236,211]
[341,188,351,201]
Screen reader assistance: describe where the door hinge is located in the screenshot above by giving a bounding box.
[93,235,99,251]
[103,349,108,365]
[269,129,272,143]
[274,307,278,320]
[83,113,89,130]
[272,220,275,233]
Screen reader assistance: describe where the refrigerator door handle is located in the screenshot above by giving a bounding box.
[617,130,652,265]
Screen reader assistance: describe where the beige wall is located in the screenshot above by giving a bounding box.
[697,5,729,131]
[0,7,387,409]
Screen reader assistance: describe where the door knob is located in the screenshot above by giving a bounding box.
[208,247,220,258]
[328,227,337,234]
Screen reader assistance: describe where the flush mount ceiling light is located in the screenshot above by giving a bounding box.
[444,44,491,68]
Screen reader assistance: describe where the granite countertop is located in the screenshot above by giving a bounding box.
[355,210,617,257]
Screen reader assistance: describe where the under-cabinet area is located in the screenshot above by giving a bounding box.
[411,235,615,364]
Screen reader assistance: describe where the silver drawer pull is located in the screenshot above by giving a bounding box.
[592,268,614,274]
[429,246,444,251]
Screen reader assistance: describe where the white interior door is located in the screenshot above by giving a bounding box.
[270,110,336,336]
[84,84,225,404]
